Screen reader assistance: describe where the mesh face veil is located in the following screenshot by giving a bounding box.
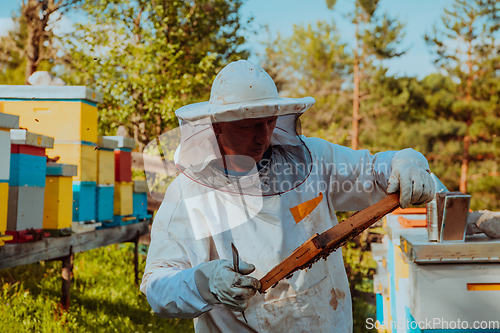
[144,114,313,199]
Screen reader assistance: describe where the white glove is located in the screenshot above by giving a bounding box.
[466,210,500,239]
[387,149,435,208]
[194,259,261,312]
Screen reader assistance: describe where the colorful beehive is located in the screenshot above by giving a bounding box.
[99,181,137,228]
[0,86,102,183]
[380,210,427,332]
[44,163,77,237]
[6,130,54,243]
[96,184,114,222]
[0,112,19,245]
[0,86,102,142]
[133,180,151,220]
[400,233,500,332]
[114,181,133,216]
[97,137,117,185]
[95,137,116,225]
[72,181,96,222]
[103,136,136,182]
[50,141,97,182]
[375,208,500,332]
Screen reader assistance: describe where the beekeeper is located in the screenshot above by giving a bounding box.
[141,60,435,332]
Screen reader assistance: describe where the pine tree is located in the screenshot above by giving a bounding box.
[424,0,500,194]
[261,21,352,145]
[326,0,406,150]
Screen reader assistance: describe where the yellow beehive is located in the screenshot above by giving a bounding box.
[97,149,115,184]
[43,177,74,230]
[97,137,117,185]
[2,101,98,143]
[394,245,409,291]
[48,143,97,182]
[0,182,8,234]
[114,181,133,216]
[0,86,102,143]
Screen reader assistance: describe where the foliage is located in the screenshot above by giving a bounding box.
[262,20,352,145]
[0,244,194,332]
[326,0,407,150]
[337,211,378,333]
[0,0,81,84]
[263,1,500,210]
[343,237,378,333]
[424,0,500,193]
[0,6,53,85]
[60,0,251,150]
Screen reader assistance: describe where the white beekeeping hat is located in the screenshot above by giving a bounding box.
[175,60,315,123]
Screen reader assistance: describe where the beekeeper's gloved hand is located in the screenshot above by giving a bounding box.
[467,210,500,239]
[194,259,261,312]
[387,149,435,209]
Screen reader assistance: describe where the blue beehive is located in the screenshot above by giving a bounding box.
[9,154,47,187]
[133,180,151,220]
[73,181,96,222]
[96,185,114,222]
[133,192,148,219]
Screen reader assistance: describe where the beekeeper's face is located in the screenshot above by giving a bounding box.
[213,116,278,163]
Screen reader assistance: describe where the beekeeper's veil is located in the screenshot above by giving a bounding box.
[144,60,315,237]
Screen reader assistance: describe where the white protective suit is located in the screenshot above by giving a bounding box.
[140,60,431,332]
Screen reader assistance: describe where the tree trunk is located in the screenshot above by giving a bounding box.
[24,19,38,83]
[156,114,162,138]
[460,34,474,194]
[352,19,360,150]
[460,134,470,193]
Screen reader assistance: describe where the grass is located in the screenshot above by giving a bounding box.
[0,243,194,333]
[0,235,378,333]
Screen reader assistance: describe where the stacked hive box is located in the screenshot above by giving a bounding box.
[44,163,78,237]
[378,208,500,332]
[0,85,103,233]
[0,112,19,245]
[371,241,390,331]
[378,209,427,332]
[133,180,151,220]
[95,137,117,223]
[7,129,54,242]
[102,136,136,227]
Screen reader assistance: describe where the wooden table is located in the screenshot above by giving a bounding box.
[0,221,150,309]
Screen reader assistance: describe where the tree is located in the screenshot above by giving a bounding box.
[60,0,251,150]
[424,0,500,193]
[261,21,352,144]
[326,0,406,150]
[0,13,28,85]
[0,0,81,84]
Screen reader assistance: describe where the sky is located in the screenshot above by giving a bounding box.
[0,0,455,79]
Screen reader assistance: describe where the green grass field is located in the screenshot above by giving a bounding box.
[0,243,194,333]
[0,239,376,333]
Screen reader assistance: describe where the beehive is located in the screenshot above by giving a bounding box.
[7,186,45,231]
[7,130,53,239]
[133,180,149,219]
[114,181,133,216]
[103,136,136,182]
[0,112,18,243]
[96,137,117,185]
[0,182,9,239]
[0,86,102,143]
[72,181,96,222]
[49,141,97,182]
[96,184,114,222]
[44,163,77,236]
